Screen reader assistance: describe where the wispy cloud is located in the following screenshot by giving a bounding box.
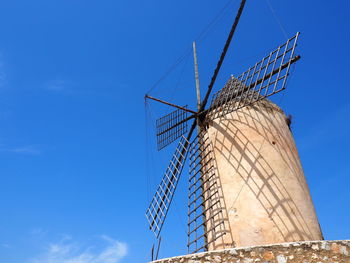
[0,145,42,155]
[1,243,11,249]
[30,228,48,236]
[45,79,68,92]
[30,235,127,263]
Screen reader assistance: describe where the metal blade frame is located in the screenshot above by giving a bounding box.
[156,107,189,151]
[209,32,300,120]
[146,136,190,238]
[187,132,232,253]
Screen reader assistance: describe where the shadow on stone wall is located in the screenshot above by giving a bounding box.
[207,99,322,245]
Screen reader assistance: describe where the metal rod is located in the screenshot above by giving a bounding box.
[151,244,154,261]
[199,0,247,112]
[145,94,197,114]
[193,41,203,138]
[155,236,162,260]
[193,42,201,113]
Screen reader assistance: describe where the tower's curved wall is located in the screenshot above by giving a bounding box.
[205,99,323,248]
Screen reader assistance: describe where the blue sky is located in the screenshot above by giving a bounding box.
[0,0,349,262]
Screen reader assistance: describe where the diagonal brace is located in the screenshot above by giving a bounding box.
[145,94,197,114]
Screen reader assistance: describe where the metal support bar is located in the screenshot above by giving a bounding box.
[199,0,247,112]
[145,94,197,114]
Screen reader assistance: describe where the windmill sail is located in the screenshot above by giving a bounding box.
[208,32,300,120]
[146,136,190,237]
[187,132,233,253]
[156,107,189,151]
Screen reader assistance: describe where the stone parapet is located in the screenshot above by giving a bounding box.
[152,240,350,263]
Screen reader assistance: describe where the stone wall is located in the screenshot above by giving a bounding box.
[152,240,350,263]
[204,99,323,248]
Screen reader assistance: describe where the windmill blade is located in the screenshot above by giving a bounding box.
[209,32,300,120]
[146,135,190,238]
[156,107,190,151]
[187,132,232,253]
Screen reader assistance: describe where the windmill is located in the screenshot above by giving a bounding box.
[145,0,323,259]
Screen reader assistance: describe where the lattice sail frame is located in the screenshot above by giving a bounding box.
[146,136,190,238]
[208,32,300,120]
[156,107,188,151]
[187,132,233,253]
[146,32,301,251]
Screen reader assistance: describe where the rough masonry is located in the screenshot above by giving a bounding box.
[152,240,350,263]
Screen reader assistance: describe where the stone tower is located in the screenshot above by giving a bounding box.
[204,98,323,249]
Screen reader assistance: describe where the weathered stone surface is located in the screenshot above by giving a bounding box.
[203,99,323,249]
[151,240,350,263]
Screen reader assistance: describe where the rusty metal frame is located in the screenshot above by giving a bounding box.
[156,107,189,150]
[146,136,190,237]
[187,133,230,253]
[209,32,300,120]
